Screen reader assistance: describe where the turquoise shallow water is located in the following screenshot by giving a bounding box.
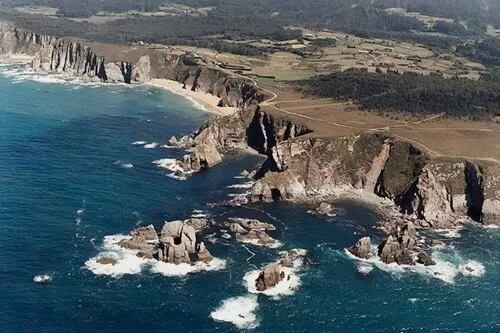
[0,66,499,332]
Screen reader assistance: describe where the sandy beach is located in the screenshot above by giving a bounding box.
[145,79,237,116]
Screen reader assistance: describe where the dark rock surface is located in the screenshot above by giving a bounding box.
[348,237,372,259]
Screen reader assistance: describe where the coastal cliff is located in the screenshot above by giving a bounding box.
[0,21,262,108]
[250,134,500,227]
[188,106,500,228]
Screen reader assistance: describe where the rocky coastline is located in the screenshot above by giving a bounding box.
[2,19,498,276]
[0,20,262,109]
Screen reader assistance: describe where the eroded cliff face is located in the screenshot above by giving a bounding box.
[192,106,311,154]
[251,134,500,227]
[0,21,262,108]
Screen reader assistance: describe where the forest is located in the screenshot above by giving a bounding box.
[300,69,500,119]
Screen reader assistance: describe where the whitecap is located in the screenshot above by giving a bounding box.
[132,141,147,145]
[120,163,134,169]
[458,260,485,277]
[357,263,374,275]
[153,158,183,172]
[226,182,254,189]
[33,274,52,284]
[166,172,188,181]
[150,258,226,277]
[85,235,148,277]
[143,142,159,149]
[237,237,282,249]
[210,295,259,329]
[153,158,191,181]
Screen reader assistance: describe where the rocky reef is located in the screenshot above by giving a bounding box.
[99,218,214,266]
[224,217,279,248]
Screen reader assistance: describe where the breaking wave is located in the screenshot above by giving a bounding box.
[210,295,259,329]
[344,245,485,284]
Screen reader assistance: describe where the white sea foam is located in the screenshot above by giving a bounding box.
[357,263,374,275]
[153,158,183,172]
[114,160,134,169]
[0,66,116,87]
[243,267,301,298]
[150,258,226,277]
[243,250,306,298]
[85,234,226,278]
[132,141,147,145]
[237,237,282,249]
[210,295,259,329]
[33,274,52,283]
[143,142,159,149]
[435,227,462,238]
[344,246,486,284]
[85,235,147,277]
[459,260,486,277]
[153,158,191,180]
[226,182,254,189]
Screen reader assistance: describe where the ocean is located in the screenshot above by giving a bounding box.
[0,65,498,333]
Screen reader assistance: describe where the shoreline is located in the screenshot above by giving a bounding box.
[0,56,237,117]
[145,79,237,117]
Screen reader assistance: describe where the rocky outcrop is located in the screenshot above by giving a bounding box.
[254,249,306,291]
[416,252,436,266]
[377,222,417,265]
[224,218,279,247]
[118,218,214,265]
[348,237,372,259]
[255,263,284,291]
[308,202,335,216]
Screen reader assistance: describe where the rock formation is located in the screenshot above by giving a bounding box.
[416,252,436,266]
[224,218,279,247]
[255,263,285,291]
[348,237,372,259]
[254,249,306,291]
[309,202,335,216]
[117,218,214,265]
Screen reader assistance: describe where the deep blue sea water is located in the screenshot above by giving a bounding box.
[0,66,499,333]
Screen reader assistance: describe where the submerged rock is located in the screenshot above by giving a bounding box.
[348,237,372,259]
[310,202,334,216]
